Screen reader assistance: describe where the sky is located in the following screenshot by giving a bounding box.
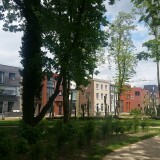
[0,0,158,87]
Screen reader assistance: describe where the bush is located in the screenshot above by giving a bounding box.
[51,121,77,153]
[133,117,140,133]
[0,129,14,157]
[141,120,148,131]
[101,119,113,138]
[16,137,29,154]
[18,121,46,144]
[112,120,125,135]
[125,120,133,133]
[130,108,141,117]
[83,121,95,145]
[29,141,47,160]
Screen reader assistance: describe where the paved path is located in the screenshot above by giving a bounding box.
[103,135,160,160]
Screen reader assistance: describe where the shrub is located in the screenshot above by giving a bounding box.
[130,108,141,117]
[141,120,148,131]
[125,120,133,133]
[16,137,29,154]
[52,121,77,153]
[76,129,85,149]
[133,117,139,133]
[18,121,46,144]
[83,121,95,145]
[112,120,125,135]
[29,141,47,160]
[0,129,14,157]
[101,120,113,138]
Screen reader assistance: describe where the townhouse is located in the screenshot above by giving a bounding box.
[0,64,21,115]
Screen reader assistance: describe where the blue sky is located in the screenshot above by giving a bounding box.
[0,0,158,87]
[94,0,157,87]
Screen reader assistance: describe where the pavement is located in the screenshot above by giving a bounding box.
[103,135,160,160]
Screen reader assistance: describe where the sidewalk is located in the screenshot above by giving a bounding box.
[103,135,160,160]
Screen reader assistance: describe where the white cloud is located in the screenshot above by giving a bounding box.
[0,1,158,87]
[0,22,22,67]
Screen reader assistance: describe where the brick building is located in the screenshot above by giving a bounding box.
[120,87,149,112]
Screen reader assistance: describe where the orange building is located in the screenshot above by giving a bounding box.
[37,74,63,116]
[120,87,149,112]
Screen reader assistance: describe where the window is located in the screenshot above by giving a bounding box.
[9,73,15,80]
[96,84,99,90]
[105,85,107,90]
[138,104,140,107]
[110,95,113,99]
[101,93,103,100]
[8,102,14,112]
[101,103,103,111]
[96,93,99,99]
[0,72,4,83]
[135,91,140,96]
[101,84,103,90]
[0,102,3,113]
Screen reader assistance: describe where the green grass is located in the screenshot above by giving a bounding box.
[0,119,20,126]
[0,118,160,160]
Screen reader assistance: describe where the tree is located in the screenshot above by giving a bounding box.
[0,0,114,125]
[131,0,160,111]
[108,12,137,116]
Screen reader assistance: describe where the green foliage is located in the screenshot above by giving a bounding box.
[130,108,141,117]
[145,107,156,117]
[16,137,29,154]
[29,141,47,160]
[76,129,86,149]
[51,121,77,153]
[125,120,133,132]
[112,120,125,135]
[108,11,137,115]
[0,129,14,157]
[101,117,113,138]
[18,121,46,144]
[133,117,140,133]
[141,120,148,131]
[83,121,95,145]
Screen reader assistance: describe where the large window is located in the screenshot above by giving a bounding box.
[0,72,4,83]
[8,102,14,112]
[9,73,15,80]
[105,85,107,90]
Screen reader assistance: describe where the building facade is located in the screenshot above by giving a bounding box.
[120,87,149,112]
[0,64,21,115]
[79,79,112,116]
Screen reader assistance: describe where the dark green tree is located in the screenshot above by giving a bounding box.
[0,0,115,125]
[108,11,137,116]
[131,0,160,110]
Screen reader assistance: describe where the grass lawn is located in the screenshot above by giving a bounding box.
[1,117,160,160]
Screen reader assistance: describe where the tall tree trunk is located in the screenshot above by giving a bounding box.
[63,70,69,123]
[20,0,42,125]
